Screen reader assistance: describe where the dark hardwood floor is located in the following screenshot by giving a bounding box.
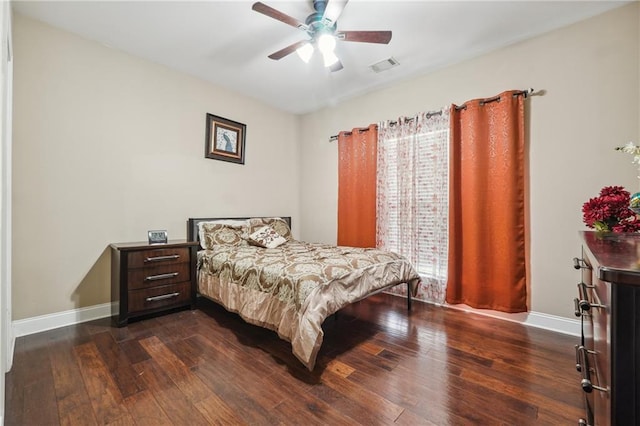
[5,294,584,425]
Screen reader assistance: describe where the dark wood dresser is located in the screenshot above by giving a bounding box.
[574,231,640,425]
[111,240,198,326]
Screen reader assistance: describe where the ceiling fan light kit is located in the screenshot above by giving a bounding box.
[252,0,392,72]
[318,33,339,67]
[317,33,335,54]
[296,42,314,63]
[322,49,340,68]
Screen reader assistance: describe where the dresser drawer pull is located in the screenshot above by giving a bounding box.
[146,292,180,302]
[573,257,590,270]
[574,344,597,371]
[575,283,605,315]
[144,254,180,263]
[574,344,583,372]
[573,298,584,317]
[578,419,591,426]
[575,298,606,313]
[144,272,179,282]
[576,345,608,394]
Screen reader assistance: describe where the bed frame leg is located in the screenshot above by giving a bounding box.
[407,281,412,311]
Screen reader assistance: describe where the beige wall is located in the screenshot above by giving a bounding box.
[12,4,640,322]
[12,15,300,320]
[299,3,640,318]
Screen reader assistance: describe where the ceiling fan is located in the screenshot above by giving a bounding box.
[252,0,392,72]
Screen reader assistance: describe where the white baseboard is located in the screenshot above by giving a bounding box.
[386,292,581,336]
[7,331,14,370]
[443,303,581,336]
[11,296,581,340]
[12,302,113,338]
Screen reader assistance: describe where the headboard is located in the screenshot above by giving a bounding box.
[187,216,292,247]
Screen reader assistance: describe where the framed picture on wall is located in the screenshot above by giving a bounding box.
[204,113,246,164]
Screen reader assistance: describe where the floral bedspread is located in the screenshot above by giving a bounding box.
[197,240,420,370]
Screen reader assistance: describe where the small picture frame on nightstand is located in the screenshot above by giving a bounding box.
[148,230,168,245]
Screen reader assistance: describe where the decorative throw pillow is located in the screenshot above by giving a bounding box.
[248,225,287,249]
[247,217,293,241]
[198,222,246,249]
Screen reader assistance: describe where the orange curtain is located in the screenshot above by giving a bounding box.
[446,91,527,312]
[337,124,378,247]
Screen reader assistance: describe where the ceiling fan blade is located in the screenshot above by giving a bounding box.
[336,31,392,44]
[252,2,308,31]
[322,0,349,24]
[330,60,344,73]
[268,40,309,60]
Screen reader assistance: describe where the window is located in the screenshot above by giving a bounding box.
[377,111,450,302]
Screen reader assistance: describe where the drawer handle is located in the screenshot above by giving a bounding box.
[577,282,590,312]
[144,272,179,282]
[573,257,590,270]
[576,345,608,394]
[575,283,605,315]
[146,292,180,302]
[144,254,180,263]
[574,344,582,372]
[578,419,591,426]
[573,298,583,317]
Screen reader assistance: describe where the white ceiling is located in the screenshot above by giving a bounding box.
[12,0,629,115]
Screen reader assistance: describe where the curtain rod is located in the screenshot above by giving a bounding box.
[454,88,536,111]
[329,87,545,142]
[328,88,537,142]
[388,109,443,126]
[328,107,445,142]
[328,126,375,142]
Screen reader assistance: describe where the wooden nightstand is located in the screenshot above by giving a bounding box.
[110,240,198,326]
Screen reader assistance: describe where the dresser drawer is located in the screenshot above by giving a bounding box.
[127,263,190,290]
[128,247,189,268]
[128,282,191,313]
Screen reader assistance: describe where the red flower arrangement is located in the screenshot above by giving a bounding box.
[582,186,640,233]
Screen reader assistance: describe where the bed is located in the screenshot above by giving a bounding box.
[187,216,420,370]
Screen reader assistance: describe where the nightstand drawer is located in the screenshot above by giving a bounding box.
[128,247,189,268]
[127,263,190,290]
[111,240,198,326]
[128,282,191,313]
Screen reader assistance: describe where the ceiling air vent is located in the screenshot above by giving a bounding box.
[370,57,399,73]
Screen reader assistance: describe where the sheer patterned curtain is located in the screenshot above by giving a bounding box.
[377,109,450,303]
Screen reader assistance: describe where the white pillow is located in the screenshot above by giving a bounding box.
[248,225,287,249]
[247,217,293,241]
